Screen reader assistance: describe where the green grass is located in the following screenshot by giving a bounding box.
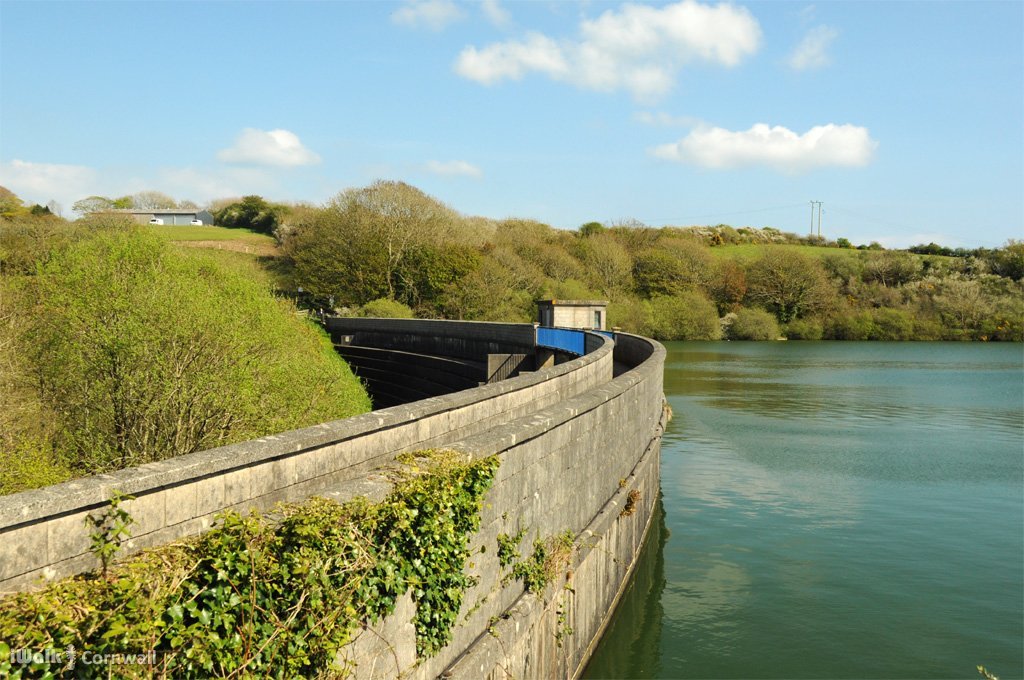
[709,243,864,262]
[147,224,275,245]
[709,243,954,266]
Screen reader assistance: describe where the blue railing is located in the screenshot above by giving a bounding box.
[536,327,585,356]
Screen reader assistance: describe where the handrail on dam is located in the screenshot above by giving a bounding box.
[0,318,666,680]
[536,326,587,355]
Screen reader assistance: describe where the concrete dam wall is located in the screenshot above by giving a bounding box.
[0,318,666,678]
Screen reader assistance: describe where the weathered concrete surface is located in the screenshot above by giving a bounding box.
[0,321,612,592]
[0,320,665,680]
[333,331,666,679]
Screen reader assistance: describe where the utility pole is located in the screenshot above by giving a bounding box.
[809,201,823,236]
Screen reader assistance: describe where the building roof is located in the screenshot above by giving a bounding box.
[109,209,209,215]
[535,299,608,307]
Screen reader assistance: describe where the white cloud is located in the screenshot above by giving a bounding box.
[652,123,878,172]
[456,32,569,84]
[0,159,97,208]
[634,111,704,127]
[424,160,483,178]
[455,0,761,101]
[217,128,321,167]
[392,0,464,31]
[788,25,838,70]
[481,0,511,28]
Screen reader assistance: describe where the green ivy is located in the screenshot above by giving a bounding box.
[0,451,499,678]
[510,531,575,594]
[496,529,527,569]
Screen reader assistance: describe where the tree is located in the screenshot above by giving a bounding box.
[633,250,688,297]
[708,259,748,314]
[214,195,283,234]
[0,186,25,218]
[933,278,992,338]
[72,196,115,215]
[861,251,922,287]
[986,240,1024,281]
[632,238,713,298]
[286,202,390,305]
[397,243,482,311]
[745,249,836,323]
[579,233,632,294]
[130,190,177,210]
[727,307,780,340]
[22,228,370,474]
[645,292,721,340]
[357,298,415,318]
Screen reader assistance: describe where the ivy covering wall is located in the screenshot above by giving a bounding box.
[0,451,498,679]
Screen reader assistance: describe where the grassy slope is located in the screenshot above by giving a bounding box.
[708,243,864,263]
[148,224,275,244]
[708,243,952,267]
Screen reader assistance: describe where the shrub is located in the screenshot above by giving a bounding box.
[745,249,836,323]
[645,292,721,340]
[727,307,780,340]
[359,297,415,318]
[868,308,916,340]
[0,439,69,495]
[825,311,874,340]
[21,227,371,476]
[784,316,825,340]
[606,296,653,335]
[0,453,499,676]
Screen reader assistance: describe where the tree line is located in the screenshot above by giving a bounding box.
[259,181,1021,343]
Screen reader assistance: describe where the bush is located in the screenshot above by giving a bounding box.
[606,296,653,334]
[825,311,874,340]
[645,292,721,340]
[727,307,780,340]
[213,195,283,234]
[784,317,824,340]
[868,308,916,340]
[0,453,499,676]
[745,249,836,323]
[359,298,415,318]
[20,228,371,476]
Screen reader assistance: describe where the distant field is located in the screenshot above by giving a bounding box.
[709,243,865,262]
[148,225,278,258]
[709,243,950,265]
[147,225,275,245]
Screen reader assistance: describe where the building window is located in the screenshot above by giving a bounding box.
[594,310,602,329]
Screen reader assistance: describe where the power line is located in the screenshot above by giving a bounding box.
[809,201,823,237]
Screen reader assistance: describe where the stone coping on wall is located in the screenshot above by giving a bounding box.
[326,331,666,679]
[0,324,612,538]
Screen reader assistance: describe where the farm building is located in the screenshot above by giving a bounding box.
[114,209,214,226]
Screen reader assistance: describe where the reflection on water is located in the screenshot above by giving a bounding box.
[584,341,1024,680]
[583,496,668,679]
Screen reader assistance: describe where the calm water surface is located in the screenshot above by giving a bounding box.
[584,342,1023,680]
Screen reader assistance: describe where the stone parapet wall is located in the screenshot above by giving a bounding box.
[0,321,665,680]
[0,321,613,593]
[336,331,666,679]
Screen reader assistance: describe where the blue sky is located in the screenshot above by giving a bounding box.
[1,0,1021,248]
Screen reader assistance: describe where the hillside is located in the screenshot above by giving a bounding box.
[0,215,371,494]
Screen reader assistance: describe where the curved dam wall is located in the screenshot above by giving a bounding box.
[0,319,665,679]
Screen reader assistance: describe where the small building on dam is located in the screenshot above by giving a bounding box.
[0,318,666,679]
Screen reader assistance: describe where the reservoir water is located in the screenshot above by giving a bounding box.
[583,342,1023,680]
